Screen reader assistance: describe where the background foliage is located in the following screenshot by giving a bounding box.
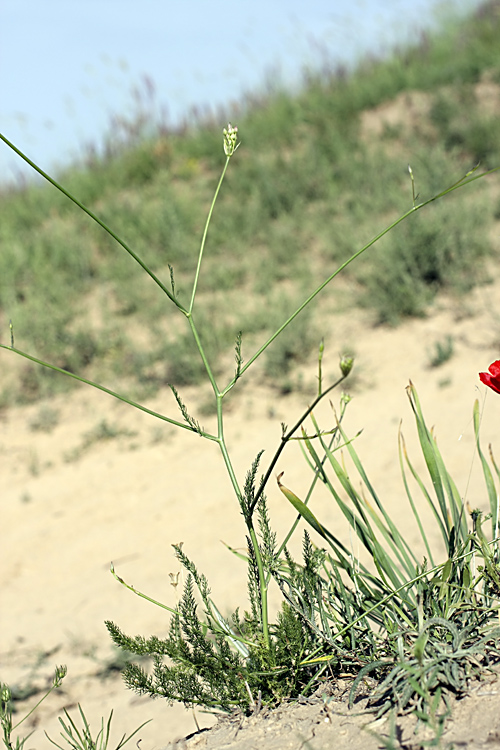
[1,3,500,405]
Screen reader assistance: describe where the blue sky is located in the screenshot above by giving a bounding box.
[1,0,482,185]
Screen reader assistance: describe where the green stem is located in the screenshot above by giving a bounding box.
[250,375,345,514]
[189,156,231,314]
[246,375,347,635]
[185,155,271,643]
[0,344,217,438]
[187,315,220,395]
[186,304,271,648]
[269,398,350,580]
[216,398,271,650]
[217,422,240,497]
[233,164,500,381]
[0,133,186,312]
[12,672,65,732]
[110,562,178,616]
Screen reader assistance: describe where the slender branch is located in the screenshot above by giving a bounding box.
[217,426,242,499]
[0,344,218,438]
[110,562,178,615]
[249,374,346,515]
[189,156,231,314]
[271,398,351,572]
[0,132,187,313]
[233,165,500,381]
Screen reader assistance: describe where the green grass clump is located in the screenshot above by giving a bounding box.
[428,335,454,367]
[358,187,490,324]
[271,385,500,717]
[46,705,149,750]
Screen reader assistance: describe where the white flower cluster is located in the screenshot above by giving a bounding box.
[223,123,239,157]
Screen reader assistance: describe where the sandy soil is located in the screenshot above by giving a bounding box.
[2,275,500,749]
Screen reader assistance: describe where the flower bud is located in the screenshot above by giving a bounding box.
[339,355,354,378]
[340,391,352,407]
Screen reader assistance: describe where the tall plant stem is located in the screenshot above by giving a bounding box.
[216,395,271,650]
[240,374,348,642]
[187,315,219,395]
[189,156,231,314]
[270,398,351,576]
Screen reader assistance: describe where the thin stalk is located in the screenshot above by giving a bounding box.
[216,418,241,499]
[11,668,66,732]
[234,165,500,380]
[250,375,346,514]
[0,133,185,312]
[0,344,218,437]
[216,417,271,650]
[111,562,178,615]
[187,315,219,395]
[189,156,231,314]
[270,401,348,572]
[185,315,271,650]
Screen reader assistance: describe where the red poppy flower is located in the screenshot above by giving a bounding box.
[479,359,500,394]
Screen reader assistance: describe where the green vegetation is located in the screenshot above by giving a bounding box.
[2,120,498,740]
[46,706,149,750]
[1,668,66,750]
[105,382,500,724]
[1,2,500,403]
[428,335,455,367]
[1,3,500,747]
[1,671,147,750]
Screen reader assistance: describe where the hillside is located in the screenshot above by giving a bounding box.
[1,1,500,406]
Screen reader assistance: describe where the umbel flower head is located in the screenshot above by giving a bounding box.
[223,123,239,157]
[479,359,500,394]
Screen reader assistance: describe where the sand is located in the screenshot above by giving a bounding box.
[2,277,500,749]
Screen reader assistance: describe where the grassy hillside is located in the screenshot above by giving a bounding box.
[1,0,500,405]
